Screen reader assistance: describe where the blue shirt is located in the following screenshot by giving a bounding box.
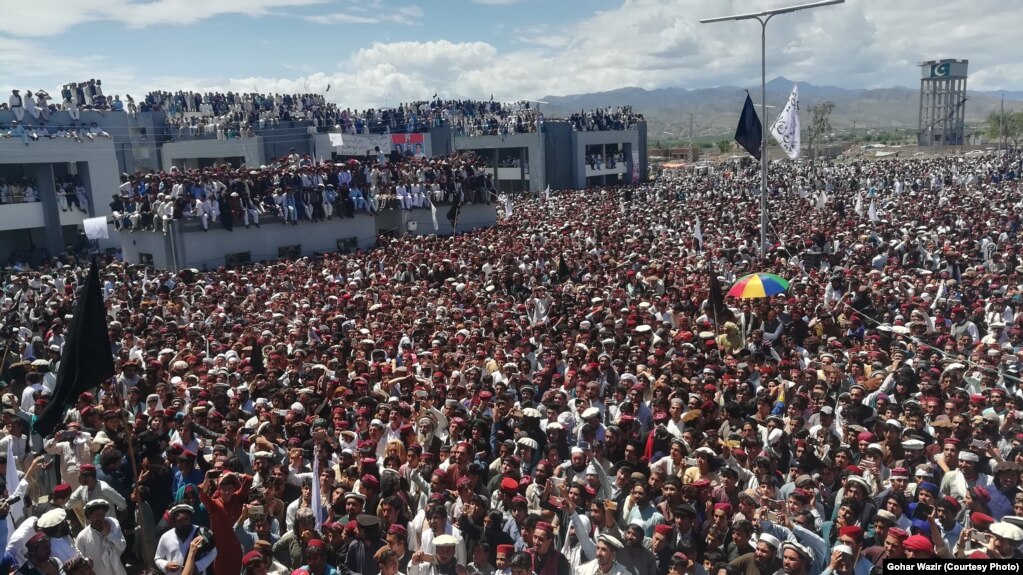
[625,504,664,537]
[172,468,205,495]
[300,564,338,575]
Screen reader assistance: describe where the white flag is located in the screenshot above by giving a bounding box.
[816,190,827,211]
[854,193,863,216]
[6,438,23,530]
[311,446,323,528]
[430,200,439,232]
[543,185,550,203]
[868,200,878,222]
[693,217,703,247]
[931,277,946,310]
[502,195,513,219]
[770,84,801,160]
[83,216,109,240]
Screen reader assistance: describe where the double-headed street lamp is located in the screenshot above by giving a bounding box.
[701,0,844,258]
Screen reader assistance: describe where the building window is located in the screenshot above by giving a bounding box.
[336,238,357,253]
[225,251,252,267]
[278,245,301,259]
[139,253,154,267]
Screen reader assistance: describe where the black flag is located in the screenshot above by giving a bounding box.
[250,337,265,375]
[707,260,726,318]
[734,92,763,161]
[35,261,114,437]
[558,255,571,279]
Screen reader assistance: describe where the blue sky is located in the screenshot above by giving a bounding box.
[3,0,1022,109]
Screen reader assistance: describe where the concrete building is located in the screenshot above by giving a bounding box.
[0,110,122,259]
[1,100,645,267]
[918,59,969,147]
[118,203,498,271]
[452,120,648,193]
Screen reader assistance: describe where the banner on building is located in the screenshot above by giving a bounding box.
[391,133,430,158]
[328,133,390,157]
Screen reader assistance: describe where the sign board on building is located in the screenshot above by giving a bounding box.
[329,133,391,157]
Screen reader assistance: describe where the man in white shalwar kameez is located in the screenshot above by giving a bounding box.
[75,500,127,575]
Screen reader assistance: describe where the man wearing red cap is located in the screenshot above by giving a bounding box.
[386,524,410,573]
[243,550,269,575]
[861,526,906,566]
[651,524,675,575]
[902,534,934,558]
[301,539,338,575]
[496,544,515,573]
[833,525,873,575]
[30,483,72,518]
[529,521,569,575]
[19,533,61,575]
[69,463,126,527]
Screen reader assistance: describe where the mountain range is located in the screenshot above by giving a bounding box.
[539,77,1023,140]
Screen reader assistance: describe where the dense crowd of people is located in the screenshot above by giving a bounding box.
[3,82,125,120]
[145,92,340,141]
[1,121,112,145]
[1,149,1022,575]
[568,107,644,132]
[0,176,90,210]
[3,87,646,150]
[109,151,493,233]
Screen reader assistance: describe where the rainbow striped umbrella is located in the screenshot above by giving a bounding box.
[727,273,790,299]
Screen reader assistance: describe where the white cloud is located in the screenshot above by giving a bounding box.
[0,0,329,36]
[4,0,1022,112]
[303,4,423,25]
[302,13,381,24]
[200,0,1023,108]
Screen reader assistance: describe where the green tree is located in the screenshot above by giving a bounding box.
[806,101,835,161]
[987,109,1023,149]
[716,139,732,153]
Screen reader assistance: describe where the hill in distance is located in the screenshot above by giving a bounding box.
[539,76,1023,138]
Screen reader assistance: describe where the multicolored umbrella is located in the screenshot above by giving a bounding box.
[727,273,790,299]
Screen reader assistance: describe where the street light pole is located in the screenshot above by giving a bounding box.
[701,0,844,259]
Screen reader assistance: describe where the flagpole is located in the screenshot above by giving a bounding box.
[708,259,721,342]
[759,17,768,260]
[701,0,844,260]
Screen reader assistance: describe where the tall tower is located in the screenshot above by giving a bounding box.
[918,59,968,147]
